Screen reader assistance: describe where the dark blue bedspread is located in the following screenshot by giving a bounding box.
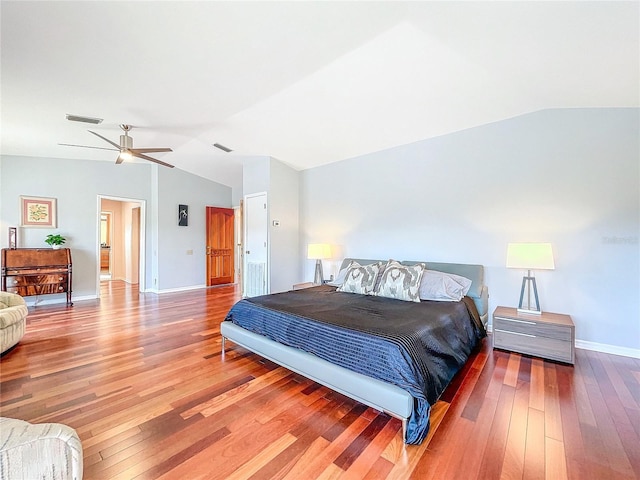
[223,285,485,444]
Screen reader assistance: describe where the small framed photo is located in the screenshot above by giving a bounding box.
[178,204,188,226]
[8,227,17,249]
[20,196,57,227]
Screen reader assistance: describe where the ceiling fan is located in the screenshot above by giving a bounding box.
[60,124,174,168]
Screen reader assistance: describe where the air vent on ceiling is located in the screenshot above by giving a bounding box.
[66,114,103,124]
[213,143,232,153]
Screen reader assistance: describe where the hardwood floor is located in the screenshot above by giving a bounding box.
[1,281,638,479]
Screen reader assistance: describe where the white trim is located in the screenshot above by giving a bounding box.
[24,294,97,307]
[575,339,640,359]
[145,284,207,294]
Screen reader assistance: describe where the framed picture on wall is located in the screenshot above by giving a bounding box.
[178,204,188,226]
[20,196,57,227]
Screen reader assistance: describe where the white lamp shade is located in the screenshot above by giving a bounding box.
[307,243,331,260]
[506,243,555,270]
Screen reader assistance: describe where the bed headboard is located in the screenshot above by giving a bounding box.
[339,258,489,324]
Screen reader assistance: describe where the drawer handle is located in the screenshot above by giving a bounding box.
[495,328,536,338]
[495,316,536,325]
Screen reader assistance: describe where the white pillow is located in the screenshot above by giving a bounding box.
[419,270,471,302]
[442,271,472,296]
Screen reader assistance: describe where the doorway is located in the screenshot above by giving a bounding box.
[100,211,113,279]
[243,192,268,297]
[97,196,145,297]
[206,207,235,286]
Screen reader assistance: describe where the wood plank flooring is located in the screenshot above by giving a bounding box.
[1,281,638,479]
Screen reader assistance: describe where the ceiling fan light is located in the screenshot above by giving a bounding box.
[119,150,133,161]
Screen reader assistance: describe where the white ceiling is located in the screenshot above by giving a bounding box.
[1,1,638,190]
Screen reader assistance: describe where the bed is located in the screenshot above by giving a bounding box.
[221,258,488,444]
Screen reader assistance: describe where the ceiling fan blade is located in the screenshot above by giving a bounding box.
[88,130,121,149]
[58,143,119,151]
[131,147,173,153]
[132,151,175,168]
[115,154,124,164]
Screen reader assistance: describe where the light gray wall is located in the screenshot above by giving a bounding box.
[232,186,243,207]
[0,155,232,299]
[0,156,153,301]
[242,156,270,195]
[242,156,300,293]
[150,164,160,291]
[300,108,639,353]
[269,157,300,292]
[156,166,231,291]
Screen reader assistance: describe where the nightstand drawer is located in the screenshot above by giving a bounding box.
[494,329,573,363]
[493,315,572,341]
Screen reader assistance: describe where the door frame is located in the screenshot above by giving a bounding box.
[100,210,114,276]
[96,195,146,296]
[234,204,243,288]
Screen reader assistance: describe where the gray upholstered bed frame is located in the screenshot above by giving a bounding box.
[220,258,488,443]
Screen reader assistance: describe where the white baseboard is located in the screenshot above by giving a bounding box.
[144,284,207,295]
[24,294,97,307]
[575,339,640,359]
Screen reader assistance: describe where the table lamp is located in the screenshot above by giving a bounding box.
[506,242,555,314]
[307,244,331,285]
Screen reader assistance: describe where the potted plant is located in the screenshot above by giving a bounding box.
[45,234,66,249]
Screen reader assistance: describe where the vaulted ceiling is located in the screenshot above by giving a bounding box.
[1,1,638,190]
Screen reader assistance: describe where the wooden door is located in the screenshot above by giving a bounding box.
[206,207,235,286]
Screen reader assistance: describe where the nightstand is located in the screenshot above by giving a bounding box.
[492,306,575,364]
[292,282,315,290]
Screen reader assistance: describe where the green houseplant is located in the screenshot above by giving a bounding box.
[45,234,66,249]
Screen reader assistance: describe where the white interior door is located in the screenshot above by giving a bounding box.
[244,193,268,296]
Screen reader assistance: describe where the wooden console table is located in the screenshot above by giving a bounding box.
[1,248,73,306]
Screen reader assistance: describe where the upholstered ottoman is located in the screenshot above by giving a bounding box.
[0,292,28,354]
[0,417,83,480]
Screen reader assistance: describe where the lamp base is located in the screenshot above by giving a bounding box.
[518,272,542,314]
[517,307,542,315]
[313,259,324,285]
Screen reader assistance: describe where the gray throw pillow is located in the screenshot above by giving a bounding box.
[375,260,425,302]
[337,261,382,295]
